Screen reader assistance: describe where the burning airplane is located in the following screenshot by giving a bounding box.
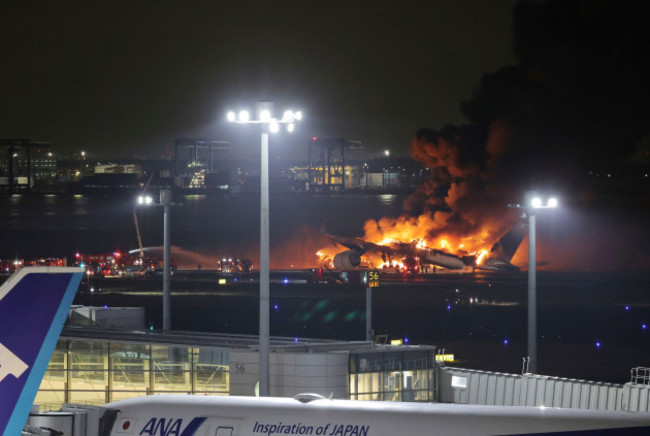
[320,220,526,272]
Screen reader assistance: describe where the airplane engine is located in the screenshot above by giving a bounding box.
[333,250,361,269]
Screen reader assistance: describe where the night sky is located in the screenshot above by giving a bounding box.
[1,1,517,159]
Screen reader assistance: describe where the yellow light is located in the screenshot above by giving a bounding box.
[218,278,227,285]
[435,354,455,362]
[390,339,403,346]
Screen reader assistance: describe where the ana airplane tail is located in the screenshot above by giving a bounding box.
[0,267,83,436]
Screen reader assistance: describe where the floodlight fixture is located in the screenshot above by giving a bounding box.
[226,105,302,133]
[531,196,558,209]
[260,110,272,122]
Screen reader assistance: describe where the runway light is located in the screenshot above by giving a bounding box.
[595,340,602,350]
[274,304,279,311]
[404,336,409,344]
[283,278,289,284]
[447,304,452,311]
[503,338,509,346]
[294,337,299,343]
[625,305,630,311]
[642,323,647,330]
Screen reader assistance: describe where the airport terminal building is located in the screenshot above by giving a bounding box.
[38,308,650,417]
[36,326,438,410]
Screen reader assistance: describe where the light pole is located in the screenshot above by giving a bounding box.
[227,104,302,397]
[511,193,558,373]
[137,189,174,331]
[384,149,390,188]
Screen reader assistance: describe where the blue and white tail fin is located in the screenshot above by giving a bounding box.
[0,267,83,436]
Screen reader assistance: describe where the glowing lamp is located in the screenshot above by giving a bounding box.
[227,111,236,122]
[547,198,558,208]
[269,121,280,133]
[260,110,271,121]
[531,197,543,208]
[282,110,294,122]
[238,110,250,122]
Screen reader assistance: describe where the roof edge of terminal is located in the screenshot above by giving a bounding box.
[61,326,435,353]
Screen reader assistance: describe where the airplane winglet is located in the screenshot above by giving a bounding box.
[0,267,84,436]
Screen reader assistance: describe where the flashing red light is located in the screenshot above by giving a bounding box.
[114,251,122,258]
[312,137,318,141]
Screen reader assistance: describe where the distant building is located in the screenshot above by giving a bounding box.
[174,138,231,190]
[0,139,56,192]
[94,164,142,174]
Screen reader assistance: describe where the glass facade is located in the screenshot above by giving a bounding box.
[36,338,229,410]
[36,335,436,410]
[348,349,436,402]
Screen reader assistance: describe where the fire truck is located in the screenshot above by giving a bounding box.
[217,257,253,273]
[75,251,176,277]
[1,257,67,274]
